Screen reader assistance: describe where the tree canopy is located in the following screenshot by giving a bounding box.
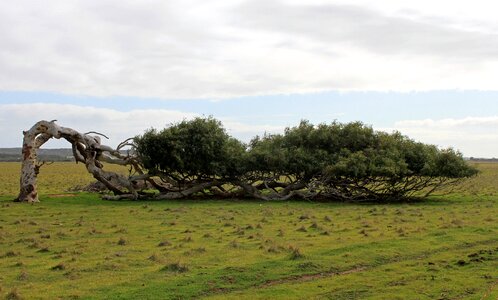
[132,117,477,201]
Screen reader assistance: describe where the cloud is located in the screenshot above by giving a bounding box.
[2,103,497,157]
[0,103,284,148]
[237,1,498,62]
[222,120,285,142]
[0,103,196,147]
[384,116,498,158]
[1,1,498,98]
[395,116,498,128]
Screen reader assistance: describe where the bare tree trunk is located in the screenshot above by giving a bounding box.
[15,125,50,202]
[15,120,140,202]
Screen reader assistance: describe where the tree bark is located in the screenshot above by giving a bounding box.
[16,126,41,202]
[15,120,140,202]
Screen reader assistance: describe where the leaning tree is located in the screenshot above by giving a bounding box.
[16,118,478,203]
[15,120,142,202]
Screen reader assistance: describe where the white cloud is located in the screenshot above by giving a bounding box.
[0,103,284,148]
[384,116,498,158]
[0,103,196,147]
[2,103,497,157]
[1,1,498,98]
[396,116,498,128]
[222,120,285,142]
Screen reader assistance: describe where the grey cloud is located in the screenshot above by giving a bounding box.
[0,0,231,97]
[232,0,498,62]
[1,0,498,98]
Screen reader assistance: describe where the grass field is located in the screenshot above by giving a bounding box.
[0,162,128,197]
[0,162,497,299]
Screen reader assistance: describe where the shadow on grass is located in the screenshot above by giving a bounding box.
[0,192,484,208]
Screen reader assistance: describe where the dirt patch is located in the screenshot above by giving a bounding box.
[259,266,367,288]
[481,280,498,300]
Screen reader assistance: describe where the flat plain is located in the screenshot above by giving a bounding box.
[0,162,496,299]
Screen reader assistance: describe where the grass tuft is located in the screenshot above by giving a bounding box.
[51,263,66,270]
[289,246,304,260]
[158,240,172,247]
[299,214,310,220]
[148,254,162,262]
[267,245,284,253]
[14,261,24,267]
[163,261,188,273]
[229,240,240,248]
[6,288,22,300]
[2,251,19,258]
[17,271,28,281]
[296,226,307,232]
[181,236,193,243]
[37,247,50,253]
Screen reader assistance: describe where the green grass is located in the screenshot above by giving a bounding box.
[0,162,496,299]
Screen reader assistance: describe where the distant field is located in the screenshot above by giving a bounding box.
[0,162,496,299]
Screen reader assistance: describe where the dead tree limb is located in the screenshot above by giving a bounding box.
[15,120,141,202]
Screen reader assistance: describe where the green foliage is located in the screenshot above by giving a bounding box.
[246,120,477,199]
[134,117,477,201]
[134,117,246,179]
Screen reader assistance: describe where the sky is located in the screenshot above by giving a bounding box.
[1,0,498,157]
